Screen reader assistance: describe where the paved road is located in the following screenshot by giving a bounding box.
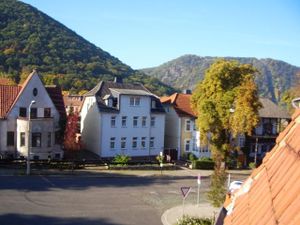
[0,175,211,225]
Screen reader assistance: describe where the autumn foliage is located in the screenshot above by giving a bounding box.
[64,111,81,151]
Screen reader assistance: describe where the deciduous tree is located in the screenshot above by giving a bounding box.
[191,59,261,206]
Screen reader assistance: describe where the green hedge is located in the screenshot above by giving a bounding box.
[192,158,215,169]
[176,215,213,225]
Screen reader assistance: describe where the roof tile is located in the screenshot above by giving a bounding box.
[223,109,300,225]
[160,93,196,117]
[0,85,21,118]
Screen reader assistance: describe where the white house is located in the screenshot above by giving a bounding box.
[160,92,210,160]
[80,78,165,159]
[0,71,66,160]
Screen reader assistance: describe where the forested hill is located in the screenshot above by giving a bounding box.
[0,0,176,95]
[141,55,300,102]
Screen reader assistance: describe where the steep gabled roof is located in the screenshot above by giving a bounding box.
[46,86,66,119]
[223,108,300,225]
[160,93,196,118]
[259,98,290,119]
[0,85,22,118]
[0,71,66,119]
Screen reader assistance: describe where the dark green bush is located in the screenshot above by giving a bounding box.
[112,154,131,166]
[176,215,213,225]
[192,158,214,169]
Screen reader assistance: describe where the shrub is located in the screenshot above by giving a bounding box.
[249,162,256,169]
[188,152,198,161]
[192,157,214,169]
[176,215,213,225]
[112,154,131,166]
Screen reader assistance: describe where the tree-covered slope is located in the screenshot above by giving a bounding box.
[141,55,300,102]
[0,0,176,95]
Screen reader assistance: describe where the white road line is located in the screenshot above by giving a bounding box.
[40,175,56,187]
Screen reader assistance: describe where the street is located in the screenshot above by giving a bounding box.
[0,175,211,225]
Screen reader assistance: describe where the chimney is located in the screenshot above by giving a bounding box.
[114,77,123,83]
[183,89,192,94]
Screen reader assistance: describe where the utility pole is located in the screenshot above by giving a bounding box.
[26,100,36,176]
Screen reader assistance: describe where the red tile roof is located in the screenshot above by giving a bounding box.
[46,86,66,119]
[0,85,22,118]
[0,77,15,85]
[224,109,300,225]
[0,71,66,119]
[160,93,196,117]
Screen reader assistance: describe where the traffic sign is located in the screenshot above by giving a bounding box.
[181,186,191,198]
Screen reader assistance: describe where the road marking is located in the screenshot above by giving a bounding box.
[40,175,56,187]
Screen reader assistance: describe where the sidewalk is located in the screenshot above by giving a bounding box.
[161,203,220,225]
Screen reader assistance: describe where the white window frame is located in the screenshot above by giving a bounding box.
[185,139,191,152]
[185,119,191,131]
[151,117,155,127]
[111,116,116,127]
[130,97,140,106]
[150,137,155,148]
[121,137,126,149]
[142,116,147,127]
[133,116,138,127]
[121,116,127,127]
[141,137,146,148]
[110,137,116,149]
[132,137,138,149]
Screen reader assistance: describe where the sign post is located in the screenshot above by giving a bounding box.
[197,174,201,206]
[181,186,191,217]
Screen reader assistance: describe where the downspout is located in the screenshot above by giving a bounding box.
[177,117,181,160]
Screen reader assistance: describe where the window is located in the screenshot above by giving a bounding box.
[121,137,126,149]
[130,97,140,106]
[185,139,191,151]
[132,137,138,149]
[55,131,61,144]
[141,137,146,148]
[32,132,41,147]
[142,117,147,127]
[19,107,27,117]
[7,132,14,146]
[44,108,51,118]
[239,136,245,147]
[110,137,116,149]
[122,116,127,127]
[30,108,37,119]
[151,117,155,127]
[151,100,156,108]
[133,116,138,127]
[20,132,25,147]
[111,116,116,127]
[33,88,38,96]
[185,120,191,131]
[47,132,51,147]
[150,137,155,148]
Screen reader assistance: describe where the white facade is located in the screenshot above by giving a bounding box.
[0,72,63,160]
[81,85,165,158]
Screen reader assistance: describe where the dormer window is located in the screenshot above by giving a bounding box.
[103,94,115,107]
[130,97,140,106]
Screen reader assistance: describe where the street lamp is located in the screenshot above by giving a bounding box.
[26,100,36,175]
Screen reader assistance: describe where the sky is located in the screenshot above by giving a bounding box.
[22,0,300,69]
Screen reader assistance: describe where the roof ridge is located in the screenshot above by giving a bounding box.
[5,70,37,117]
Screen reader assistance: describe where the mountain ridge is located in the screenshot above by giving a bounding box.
[141,54,300,101]
[0,0,176,95]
